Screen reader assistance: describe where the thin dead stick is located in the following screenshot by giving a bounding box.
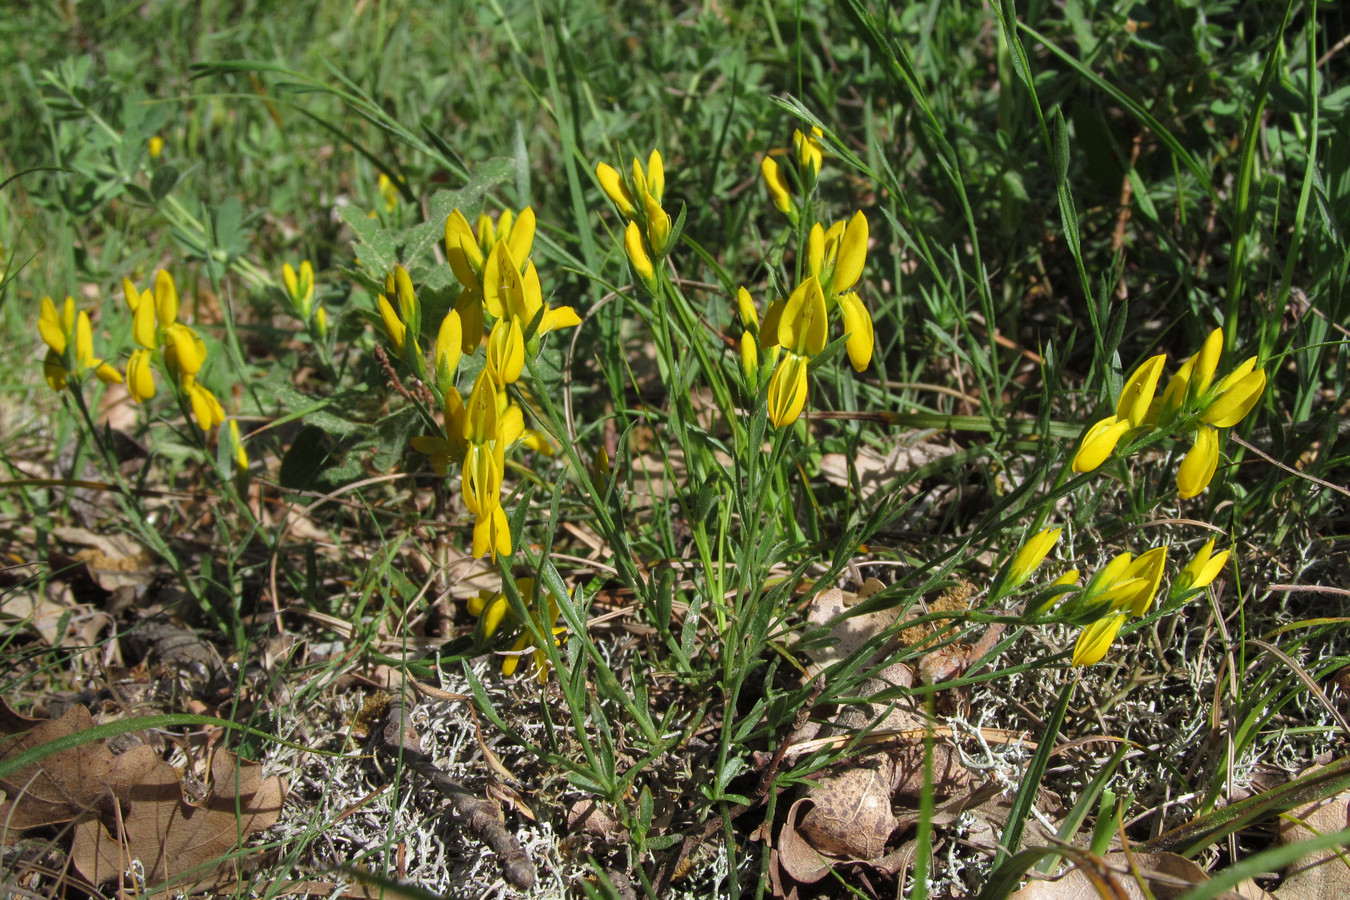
[1230,433,1350,499]
[379,694,535,890]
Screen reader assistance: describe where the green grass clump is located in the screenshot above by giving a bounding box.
[2,1,1348,898]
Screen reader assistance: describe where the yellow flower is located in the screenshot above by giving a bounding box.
[595,163,636,219]
[837,291,874,371]
[1115,354,1166,428]
[1169,538,1229,601]
[126,348,156,401]
[803,212,872,369]
[793,126,824,186]
[1084,547,1168,618]
[184,377,225,431]
[471,578,569,682]
[1176,425,1220,498]
[761,155,793,217]
[283,261,315,319]
[481,241,580,338]
[624,220,656,288]
[1071,415,1132,473]
[1007,527,1061,590]
[315,306,328,339]
[445,206,537,300]
[434,310,463,395]
[411,387,468,476]
[472,504,512,562]
[377,294,407,355]
[1201,358,1265,427]
[38,297,123,391]
[149,135,164,159]
[378,172,400,213]
[485,317,525,387]
[740,330,760,385]
[1159,328,1222,423]
[163,322,206,380]
[770,276,828,358]
[599,152,671,270]
[766,352,809,428]
[1072,613,1127,666]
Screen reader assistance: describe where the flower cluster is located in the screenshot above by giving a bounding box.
[390,206,578,561]
[1004,528,1229,665]
[38,296,123,391]
[282,260,327,338]
[122,270,227,432]
[1072,328,1265,498]
[468,577,568,683]
[596,151,671,292]
[739,211,873,428]
[760,126,824,225]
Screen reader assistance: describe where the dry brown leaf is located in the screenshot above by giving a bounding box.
[776,798,832,884]
[801,579,895,676]
[0,700,122,842]
[1010,851,1234,900]
[70,747,286,896]
[50,525,153,594]
[1275,785,1350,899]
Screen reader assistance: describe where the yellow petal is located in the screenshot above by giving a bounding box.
[1115,354,1166,427]
[740,330,759,383]
[43,349,67,391]
[596,163,636,219]
[436,310,463,390]
[1071,416,1131,473]
[132,295,157,349]
[761,156,792,215]
[807,222,825,279]
[165,323,205,377]
[736,287,759,328]
[624,220,655,285]
[1008,527,1061,589]
[127,348,156,401]
[393,265,418,326]
[644,194,671,257]
[1193,327,1223,397]
[377,294,406,356]
[778,276,827,357]
[646,150,664,203]
[1202,365,1265,427]
[463,370,499,445]
[837,291,873,371]
[445,209,482,290]
[455,290,485,354]
[1176,425,1219,499]
[540,304,582,335]
[229,420,249,470]
[39,296,67,354]
[1121,546,1168,616]
[1072,614,1127,666]
[486,318,524,386]
[760,299,784,349]
[74,311,95,368]
[833,211,869,294]
[122,278,142,312]
[767,353,809,428]
[508,206,536,263]
[154,269,178,327]
[481,242,514,319]
[95,362,123,385]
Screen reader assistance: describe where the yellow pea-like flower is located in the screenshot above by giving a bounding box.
[761,156,793,216]
[1176,425,1220,499]
[766,353,810,429]
[1072,613,1127,666]
[1115,354,1166,427]
[1071,416,1132,473]
[1201,358,1265,427]
[1007,527,1062,590]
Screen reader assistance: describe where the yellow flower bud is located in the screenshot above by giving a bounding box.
[767,353,809,428]
[761,156,793,216]
[624,221,656,288]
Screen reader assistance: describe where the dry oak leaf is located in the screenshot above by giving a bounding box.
[70,747,286,896]
[1274,780,1350,899]
[0,700,124,842]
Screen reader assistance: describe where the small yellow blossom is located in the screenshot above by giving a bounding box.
[1169,537,1229,601]
[1071,415,1132,473]
[1115,354,1166,427]
[229,420,249,471]
[1072,613,1127,666]
[793,126,824,186]
[761,156,793,217]
[149,135,164,159]
[766,353,809,429]
[1201,358,1266,427]
[1007,527,1062,590]
[1176,425,1220,498]
[377,172,400,213]
[38,296,123,391]
[283,261,315,319]
[624,220,656,288]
